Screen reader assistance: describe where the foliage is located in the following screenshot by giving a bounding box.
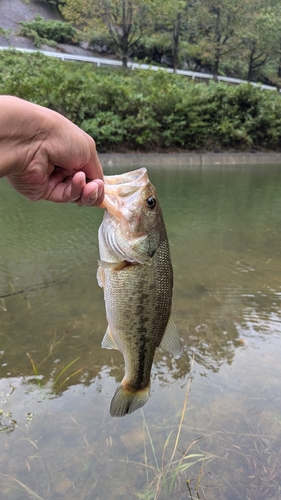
[15,0,281,83]
[148,0,190,73]
[19,15,78,48]
[1,50,281,152]
[81,112,126,148]
[60,0,153,67]
[132,33,172,65]
[191,0,247,80]
[0,28,10,37]
[87,30,118,55]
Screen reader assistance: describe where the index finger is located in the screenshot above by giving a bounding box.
[47,121,104,182]
[81,148,104,183]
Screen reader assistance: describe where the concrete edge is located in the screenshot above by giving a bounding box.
[98,152,281,167]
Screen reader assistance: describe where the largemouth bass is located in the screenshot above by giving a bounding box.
[97,168,182,417]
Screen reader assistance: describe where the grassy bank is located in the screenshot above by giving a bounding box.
[1,50,281,152]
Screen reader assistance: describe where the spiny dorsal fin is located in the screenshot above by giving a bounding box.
[159,316,183,359]
[101,326,119,350]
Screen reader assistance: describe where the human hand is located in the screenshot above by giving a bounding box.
[1,97,104,206]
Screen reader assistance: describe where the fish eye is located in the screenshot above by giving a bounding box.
[146,197,157,209]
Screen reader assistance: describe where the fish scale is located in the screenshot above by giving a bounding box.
[97,168,182,417]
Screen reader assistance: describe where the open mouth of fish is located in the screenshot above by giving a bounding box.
[100,168,148,218]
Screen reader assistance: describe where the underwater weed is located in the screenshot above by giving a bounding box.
[0,385,17,435]
[0,473,46,500]
[38,332,66,367]
[0,298,7,311]
[0,410,16,435]
[26,347,84,392]
[27,352,41,387]
[52,356,82,391]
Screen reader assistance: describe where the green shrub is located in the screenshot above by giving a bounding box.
[0,27,10,37]
[1,50,281,151]
[202,83,281,149]
[81,112,126,151]
[19,16,78,48]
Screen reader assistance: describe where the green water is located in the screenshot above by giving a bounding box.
[1,164,281,499]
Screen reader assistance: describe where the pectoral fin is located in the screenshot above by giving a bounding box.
[101,326,119,350]
[98,260,128,270]
[159,316,183,359]
[96,266,105,288]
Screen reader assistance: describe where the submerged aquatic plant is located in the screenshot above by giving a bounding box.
[0,473,46,500]
[26,348,83,393]
[52,355,82,392]
[0,385,17,435]
[0,409,16,435]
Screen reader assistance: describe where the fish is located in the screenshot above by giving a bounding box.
[97,167,182,417]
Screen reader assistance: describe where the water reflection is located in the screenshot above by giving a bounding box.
[1,165,281,387]
[1,165,281,499]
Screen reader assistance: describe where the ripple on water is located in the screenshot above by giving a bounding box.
[1,166,281,500]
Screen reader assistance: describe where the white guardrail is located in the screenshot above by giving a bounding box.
[0,45,278,92]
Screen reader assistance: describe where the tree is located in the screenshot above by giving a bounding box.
[61,0,152,67]
[240,0,281,82]
[193,0,246,81]
[150,1,187,73]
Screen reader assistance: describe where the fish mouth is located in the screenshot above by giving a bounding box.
[104,168,148,187]
[100,168,148,217]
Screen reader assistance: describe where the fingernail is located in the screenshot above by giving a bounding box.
[89,191,98,203]
[91,184,103,202]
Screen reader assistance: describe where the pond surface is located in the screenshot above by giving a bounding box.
[1,164,281,500]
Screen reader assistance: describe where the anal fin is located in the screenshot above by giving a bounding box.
[101,326,119,350]
[159,316,183,359]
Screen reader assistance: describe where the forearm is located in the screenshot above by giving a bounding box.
[0,96,52,178]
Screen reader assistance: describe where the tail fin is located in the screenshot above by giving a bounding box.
[110,384,150,417]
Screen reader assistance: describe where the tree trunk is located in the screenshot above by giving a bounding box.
[247,43,255,82]
[278,39,281,79]
[213,49,220,82]
[213,7,221,82]
[120,0,130,68]
[122,54,128,68]
[276,39,281,92]
[172,12,181,74]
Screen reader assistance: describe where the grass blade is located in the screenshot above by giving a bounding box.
[0,473,45,500]
[26,352,39,377]
[53,356,81,385]
[141,409,160,471]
